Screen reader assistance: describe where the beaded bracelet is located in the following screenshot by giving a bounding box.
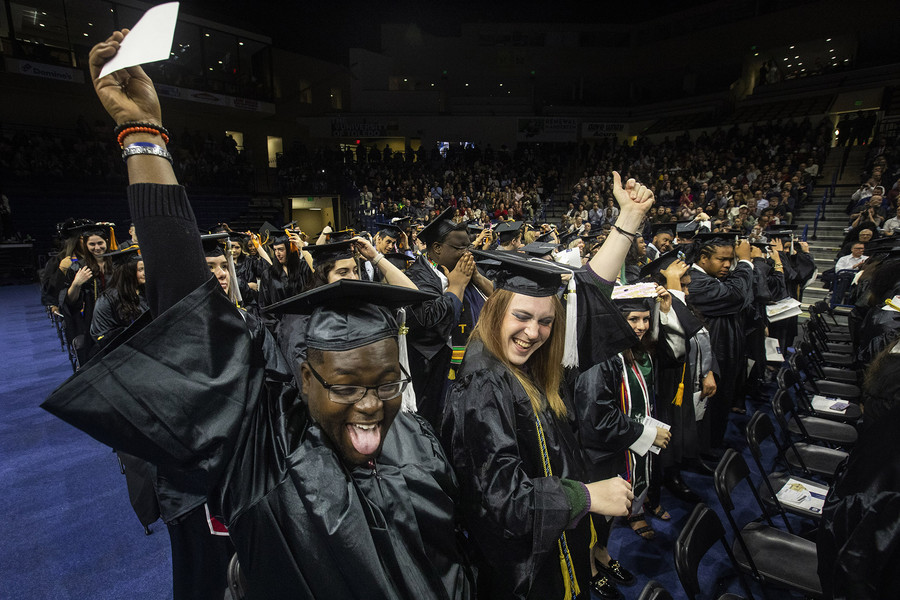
[612,224,637,239]
[114,121,170,139]
[117,126,170,148]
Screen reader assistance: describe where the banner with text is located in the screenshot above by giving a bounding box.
[5,58,84,84]
[581,122,625,138]
[516,118,578,142]
[155,84,275,113]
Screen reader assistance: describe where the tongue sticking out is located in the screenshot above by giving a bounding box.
[347,423,381,456]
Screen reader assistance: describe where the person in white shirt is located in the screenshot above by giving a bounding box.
[883,206,900,236]
[835,243,868,271]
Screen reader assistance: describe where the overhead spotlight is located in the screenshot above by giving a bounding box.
[238,41,244,46]
[789,45,795,49]
[88,22,93,26]
[829,49,835,52]
[798,62,803,66]
[83,32,88,36]
[783,57,788,61]
[787,64,792,68]
[794,55,799,59]
[754,52,759,56]
[205,33,210,37]
[465,83,469,86]
[431,83,434,87]
[499,83,503,86]
[826,38,832,42]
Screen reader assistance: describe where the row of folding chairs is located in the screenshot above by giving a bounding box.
[671,366,863,600]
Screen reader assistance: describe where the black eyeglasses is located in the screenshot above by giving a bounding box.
[306,362,411,404]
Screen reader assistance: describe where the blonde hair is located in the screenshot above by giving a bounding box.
[469,289,568,418]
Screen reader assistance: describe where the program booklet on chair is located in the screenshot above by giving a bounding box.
[776,478,827,514]
[811,395,850,414]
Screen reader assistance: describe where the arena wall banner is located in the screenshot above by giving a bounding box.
[5,58,84,84]
[581,122,625,138]
[516,117,578,142]
[155,83,275,113]
[330,118,393,138]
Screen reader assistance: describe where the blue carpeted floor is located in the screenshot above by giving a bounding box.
[2,283,810,599]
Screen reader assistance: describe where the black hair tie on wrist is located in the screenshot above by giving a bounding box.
[113,121,171,138]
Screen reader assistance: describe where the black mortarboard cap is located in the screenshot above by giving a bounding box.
[535,230,556,243]
[675,220,700,237]
[751,241,774,250]
[68,222,112,239]
[331,228,356,242]
[766,223,798,231]
[611,284,657,312]
[101,245,142,267]
[58,218,95,238]
[305,240,356,269]
[638,248,687,279]
[693,231,740,245]
[201,232,229,257]
[559,230,580,246]
[766,229,797,239]
[260,221,289,245]
[466,220,485,235]
[383,252,416,270]
[418,206,461,245]
[375,220,405,238]
[520,242,557,259]
[649,222,676,238]
[471,249,567,297]
[264,279,437,352]
[495,220,523,244]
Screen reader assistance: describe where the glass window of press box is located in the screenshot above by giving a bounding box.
[1,0,273,101]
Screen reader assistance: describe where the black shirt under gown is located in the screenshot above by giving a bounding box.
[42,183,474,600]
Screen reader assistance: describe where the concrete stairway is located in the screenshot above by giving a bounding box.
[793,145,869,311]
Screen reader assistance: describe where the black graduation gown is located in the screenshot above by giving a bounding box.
[855,306,900,364]
[686,263,754,445]
[818,397,900,599]
[58,263,107,365]
[43,277,474,600]
[572,268,640,371]
[40,256,67,306]
[234,255,261,286]
[405,255,462,429]
[655,296,704,466]
[90,288,150,347]
[442,341,593,600]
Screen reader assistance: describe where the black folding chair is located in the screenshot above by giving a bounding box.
[675,504,753,600]
[778,368,862,427]
[795,340,857,384]
[771,389,857,448]
[636,580,674,600]
[788,353,860,402]
[745,411,828,523]
[713,450,823,598]
[227,553,248,600]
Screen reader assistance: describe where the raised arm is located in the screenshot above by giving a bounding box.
[588,172,655,282]
[90,30,208,316]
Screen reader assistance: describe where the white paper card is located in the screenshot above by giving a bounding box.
[765,337,783,363]
[693,390,706,420]
[776,478,827,513]
[811,395,850,414]
[99,3,180,79]
[641,416,671,455]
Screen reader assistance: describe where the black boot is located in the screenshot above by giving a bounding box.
[664,467,701,503]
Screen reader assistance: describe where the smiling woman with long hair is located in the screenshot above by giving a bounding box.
[442,172,655,600]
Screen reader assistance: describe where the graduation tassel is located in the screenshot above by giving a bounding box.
[562,275,579,369]
[397,307,418,413]
[672,362,686,406]
[108,226,118,251]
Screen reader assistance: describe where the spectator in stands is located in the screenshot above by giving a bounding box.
[884,205,900,236]
[850,195,886,229]
[835,243,868,272]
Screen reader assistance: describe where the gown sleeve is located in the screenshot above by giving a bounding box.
[573,357,643,468]
[90,291,121,341]
[687,262,755,317]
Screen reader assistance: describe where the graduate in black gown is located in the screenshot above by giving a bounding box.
[686,233,755,450]
[443,172,652,600]
[90,245,148,348]
[405,207,492,430]
[442,252,634,600]
[818,339,900,599]
[58,222,115,365]
[43,32,475,599]
[639,250,708,501]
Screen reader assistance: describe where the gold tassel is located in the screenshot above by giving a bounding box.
[448,368,456,381]
[559,538,581,600]
[672,362,686,406]
[589,516,598,549]
[108,226,118,251]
